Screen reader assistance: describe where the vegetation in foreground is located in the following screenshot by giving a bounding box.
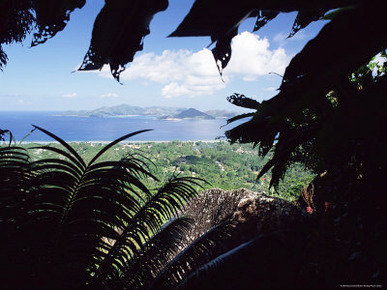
[0,127,207,289]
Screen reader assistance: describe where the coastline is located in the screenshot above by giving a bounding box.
[18,139,227,144]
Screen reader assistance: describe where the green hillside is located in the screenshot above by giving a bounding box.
[28,141,314,201]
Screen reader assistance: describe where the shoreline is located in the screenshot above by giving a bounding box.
[16,139,228,144]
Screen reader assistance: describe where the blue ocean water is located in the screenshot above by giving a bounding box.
[0,111,239,142]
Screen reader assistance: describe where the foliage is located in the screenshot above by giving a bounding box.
[225,8,387,188]
[221,1,387,287]
[0,0,85,70]
[172,229,305,290]
[0,127,205,289]
[0,0,167,81]
[28,140,314,201]
[1,0,382,82]
[0,128,14,145]
[0,0,35,70]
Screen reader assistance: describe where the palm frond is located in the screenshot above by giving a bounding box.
[149,220,239,290]
[94,176,205,283]
[116,217,194,289]
[175,229,304,290]
[33,125,86,168]
[1,128,204,288]
[88,129,152,165]
[0,129,15,146]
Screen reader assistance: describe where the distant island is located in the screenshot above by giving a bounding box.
[61,104,238,120]
[160,108,215,120]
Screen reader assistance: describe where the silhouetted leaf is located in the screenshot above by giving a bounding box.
[227,93,260,109]
[176,230,303,290]
[150,220,237,290]
[212,28,237,76]
[78,0,168,82]
[33,125,86,168]
[283,6,387,84]
[1,128,204,288]
[253,10,279,31]
[288,9,326,38]
[31,0,86,46]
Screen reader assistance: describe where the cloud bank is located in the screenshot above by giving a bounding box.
[98,32,290,98]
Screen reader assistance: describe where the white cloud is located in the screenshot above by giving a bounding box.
[225,32,290,81]
[97,32,290,98]
[100,92,119,98]
[17,99,26,105]
[62,93,77,98]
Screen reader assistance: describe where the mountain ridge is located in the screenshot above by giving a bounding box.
[61,104,238,119]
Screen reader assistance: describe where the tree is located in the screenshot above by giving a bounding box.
[0,126,204,288]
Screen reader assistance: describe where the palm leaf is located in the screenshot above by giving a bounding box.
[1,127,205,288]
[33,125,86,168]
[88,129,152,165]
[175,230,304,290]
[30,145,85,172]
[0,129,15,145]
[94,176,205,283]
[149,220,238,290]
[117,217,194,289]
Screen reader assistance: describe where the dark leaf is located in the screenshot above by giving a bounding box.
[227,93,260,109]
[149,220,238,290]
[88,129,152,165]
[78,0,168,82]
[33,125,86,168]
[253,10,279,32]
[212,28,237,76]
[283,5,387,85]
[176,230,303,290]
[118,217,193,289]
[288,9,326,38]
[32,0,86,46]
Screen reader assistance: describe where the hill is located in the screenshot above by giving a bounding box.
[61,104,238,119]
[173,108,215,120]
[62,104,185,117]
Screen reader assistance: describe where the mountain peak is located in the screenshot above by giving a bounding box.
[174,108,215,120]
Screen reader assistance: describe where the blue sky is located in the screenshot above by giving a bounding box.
[0,0,325,112]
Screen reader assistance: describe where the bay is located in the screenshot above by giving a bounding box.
[0,111,238,142]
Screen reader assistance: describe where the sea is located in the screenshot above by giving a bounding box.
[0,111,241,142]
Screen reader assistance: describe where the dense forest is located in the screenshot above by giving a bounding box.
[27,141,314,201]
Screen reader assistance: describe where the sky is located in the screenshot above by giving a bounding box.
[0,0,326,112]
